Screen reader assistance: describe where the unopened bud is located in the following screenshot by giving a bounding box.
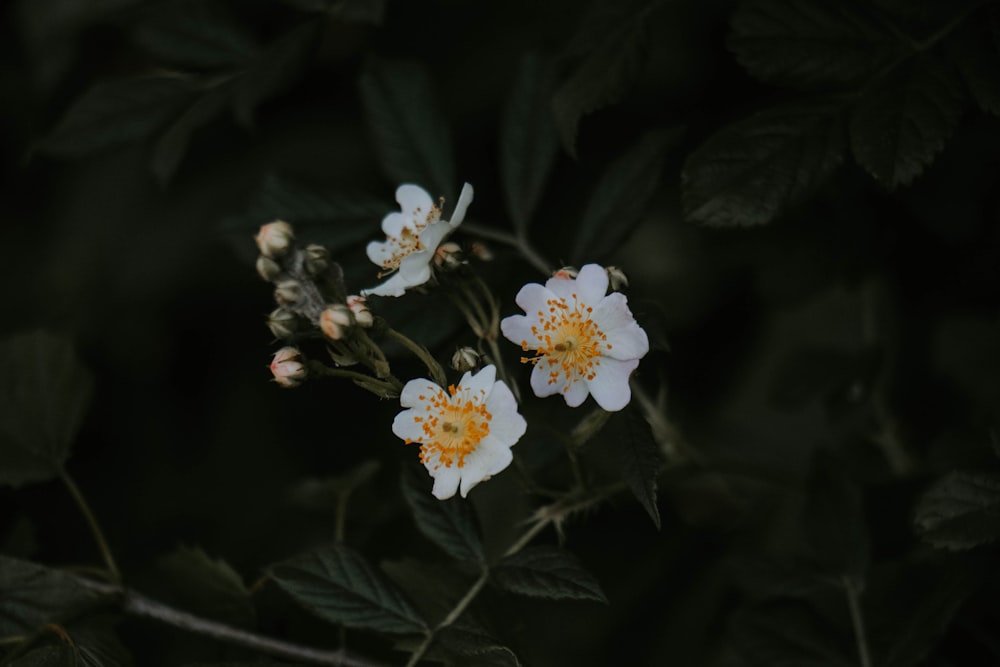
[274,280,302,306]
[304,244,329,276]
[270,346,306,388]
[606,265,629,291]
[346,295,373,328]
[470,241,493,262]
[433,242,464,270]
[320,304,353,340]
[256,255,282,282]
[267,308,297,339]
[451,347,481,373]
[552,266,578,280]
[256,220,295,258]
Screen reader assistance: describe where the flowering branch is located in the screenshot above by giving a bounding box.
[75,578,389,667]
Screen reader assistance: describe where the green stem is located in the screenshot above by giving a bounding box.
[386,328,447,387]
[307,362,402,397]
[59,469,121,584]
[843,577,873,667]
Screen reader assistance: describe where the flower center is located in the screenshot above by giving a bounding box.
[408,384,492,468]
[377,198,445,274]
[519,294,613,391]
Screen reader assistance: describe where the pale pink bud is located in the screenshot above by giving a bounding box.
[451,347,481,373]
[274,279,302,306]
[267,308,297,339]
[470,241,494,262]
[346,295,373,328]
[256,220,295,258]
[552,266,578,280]
[320,304,353,340]
[606,265,630,291]
[270,346,306,388]
[433,241,464,270]
[256,255,282,282]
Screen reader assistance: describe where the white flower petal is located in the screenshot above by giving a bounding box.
[396,184,434,220]
[574,264,610,303]
[400,378,439,408]
[459,438,513,497]
[448,182,474,229]
[381,211,409,237]
[361,273,410,297]
[562,378,590,407]
[484,381,526,442]
[392,408,425,442]
[543,274,579,302]
[366,239,392,267]
[430,465,461,500]
[592,293,649,360]
[499,314,542,350]
[397,251,433,285]
[530,358,566,398]
[586,357,639,411]
[418,221,452,255]
[514,282,555,313]
[459,365,496,398]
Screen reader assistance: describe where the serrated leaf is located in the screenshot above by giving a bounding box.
[613,406,663,529]
[401,463,485,565]
[682,98,845,226]
[0,331,95,488]
[131,0,260,69]
[150,85,230,186]
[492,546,607,603]
[438,617,521,667]
[359,58,456,199]
[222,174,387,253]
[849,55,966,189]
[571,128,680,263]
[500,53,559,233]
[269,543,428,635]
[232,21,319,129]
[155,546,253,627]
[552,0,656,155]
[728,0,904,89]
[38,75,196,156]
[914,471,1000,550]
[802,450,868,578]
[0,556,99,636]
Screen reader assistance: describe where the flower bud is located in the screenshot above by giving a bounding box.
[451,347,481,373]
[256,220,295,258]
[470,241,494,262]
[304,244,329,276]
[267,307,297,339]
[320,304,353,341]
[270,346,306,388]
[552,266,578,280]
[346,295,374,328]
[606,265,629,291]
[433,241,464,270]
[274,279,302,306]
[256,255,282,282]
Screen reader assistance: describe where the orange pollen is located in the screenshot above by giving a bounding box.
[520,296,613,391]
[379,226,426,273]
[411,386,492,470]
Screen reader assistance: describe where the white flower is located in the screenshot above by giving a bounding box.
[362,183,474,298]
[500,264,649,412]
[392,365,525,499]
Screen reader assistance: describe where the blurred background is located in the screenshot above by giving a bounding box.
[2,0,999,665]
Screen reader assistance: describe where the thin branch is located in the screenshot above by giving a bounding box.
[385,328,447,386]
[462,224,552,276]
[843,576,873,667]
[59,469,121,584]
[75,578,388,667]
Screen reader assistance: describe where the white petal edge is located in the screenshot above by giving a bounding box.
[585,357,639,411]
[448,182,474,228]
[396,184,434,220]
[500,314,542,350]
[430,464,461,500]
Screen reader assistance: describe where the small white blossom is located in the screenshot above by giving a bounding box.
[270,346,306,388]
[362,183,474,298]
[500,264,649,412]
[392,365,525,499]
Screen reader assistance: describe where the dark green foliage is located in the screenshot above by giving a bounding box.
[492,546,607,603]
[914,471,1000,550]
[269,543,428,634]
[802,450,869,579]
[401,464,486,565]
[0,557,98,636]
[437,618,521,667]
[154,546,253,627]
[130,1,261,70]
[0,332,94,488]
[612,406,663,529]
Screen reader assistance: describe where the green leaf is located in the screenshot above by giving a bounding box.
[222,174,387,253]
[914,471,1000,550]
[130,0,260,69]
[401,463,485,565]
[682,98,846,226]
[728,0,904,89]
[70,615,133,667]
[0,556,99,636]
[492,546,607,603]
[6,644,76,667]
[279,0,385,22]
[359,58,457,199]
[849,55,966,189]
[269,543,428,635]
[150,86,230,186]
[155,546,253,627]
[0,331,95,488]
[232,21,319,129]
[552,0,657,155]
[438,617,521,667]
[38,75,196,156]
[949,9,1000,116]
[802,450,868,579]
[500,53,559,233]
[571,128,680,263]
[613,406,664,530]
